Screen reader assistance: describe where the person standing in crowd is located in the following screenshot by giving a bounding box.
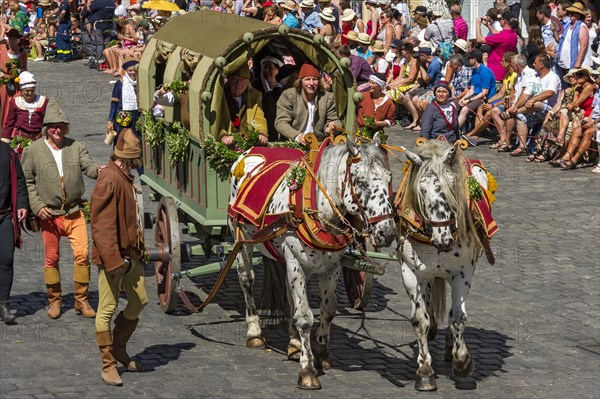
[275,63,342,144]
[21,100,101,320]
[281,0,299,28]
[55,0,72,62]
[556,2,590,82]
[537,5,559,49]
[81,0,116,69]
[476,11,518,85]
[1,72,49,145]
[0,29,28,127]
[0,138,28,325]
[450,4,468,40]
[107,58,139,143]
[90,128,147,386]
[300,0,321,34]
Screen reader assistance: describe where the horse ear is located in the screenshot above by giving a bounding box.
[346,135,359,156]
[444,147,457,165]
[402,146,423,166]
[371,132,382,148]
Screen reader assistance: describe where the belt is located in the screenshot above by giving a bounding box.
[14,129,41,139]
[0,207,11,215]
[49,201,81,216]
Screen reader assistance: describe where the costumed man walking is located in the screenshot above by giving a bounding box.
[21,99,101,319]
[0,139,29,325]
[90,128,147,386]
[107,58,140,144]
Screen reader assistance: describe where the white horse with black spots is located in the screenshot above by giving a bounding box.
[228,136,396,389]
[397,140,490,391]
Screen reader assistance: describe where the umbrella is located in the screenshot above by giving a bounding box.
[142,0,181,12]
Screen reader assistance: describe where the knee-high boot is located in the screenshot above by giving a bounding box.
[44,267,61,319]
[112,312,144,371]
[96,331,123,386]
[73,264,96,318]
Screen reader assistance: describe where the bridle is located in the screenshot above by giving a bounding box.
[339,151,395,235]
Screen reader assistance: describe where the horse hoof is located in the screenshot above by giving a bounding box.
[287,344,301,361]
[415,365,437,391]
[246,337,267,349]
[297,368,321,390]
[452,353,474,378]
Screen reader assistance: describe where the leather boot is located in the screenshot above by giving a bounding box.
[96,331,123,386]
[73,264,96,318]
[0,301,16,325]
[112,312,143,371]
[44,267,62,319]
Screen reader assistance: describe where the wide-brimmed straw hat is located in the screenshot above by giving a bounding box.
[454,39,468,53]
[575,66,594,82]
[563,68,578,82]
[343,30,359,42]
[371,40,385,53]
[355,32,371,45]
[281,0,296,11]
[565,2,586,16]
[299,0,315,8]
[319,7,335,22]
[340,8,356,21]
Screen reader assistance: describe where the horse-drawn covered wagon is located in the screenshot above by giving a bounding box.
[135,11,393,315]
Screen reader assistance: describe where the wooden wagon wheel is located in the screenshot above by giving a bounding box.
[154,196,181,313]
[343,236,373,309]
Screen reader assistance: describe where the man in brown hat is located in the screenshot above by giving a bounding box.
[21,99,101,320]
[90,127,147,386]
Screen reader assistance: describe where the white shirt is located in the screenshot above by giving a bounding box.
[45,140,64,177]
[302,100,316,134]
[114,4,127,17]
[539,70,561,107]
[513,66,539,105]
[541,19,557,47]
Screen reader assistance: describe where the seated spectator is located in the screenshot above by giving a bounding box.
[275,63,342,144]
[318,7,336,45]
[355,32,375,64]
[457,49,497,130]
[338,45,372,86]
[357,73,396,133]
[447,54,472,104]
[300,0,321,34]
[508,53,560,156]
[371,40,389,76]
[465,51,516,147]
[387,41,418,108]
[340,7,364,46]
[404,43,444,130]
[29,24,50,61]
[281,0,299,28]
[420,80,459,143]
[264,3,283,24]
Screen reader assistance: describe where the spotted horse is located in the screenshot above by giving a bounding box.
[228,134,396,389]
[395,139,498,391]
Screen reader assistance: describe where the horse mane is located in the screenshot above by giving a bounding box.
[404,140,480,246]
[318,141,390,206]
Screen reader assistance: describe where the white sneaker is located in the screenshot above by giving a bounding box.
[33,57,44,61]
[591,165,600,174]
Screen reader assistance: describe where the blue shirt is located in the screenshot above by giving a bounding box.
[426,56,443,89]
[471,64,497,97]
[283,12,299,29]
[356,46,374,62]
[301,10,322,33]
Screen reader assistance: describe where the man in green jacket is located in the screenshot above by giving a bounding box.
[21,99,101,319]
[275,64,342,144]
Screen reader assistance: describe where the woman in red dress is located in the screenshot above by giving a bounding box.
[1,71,48,145]
[0,29,28,127]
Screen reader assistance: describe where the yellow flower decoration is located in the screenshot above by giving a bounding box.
[14,77,19,83]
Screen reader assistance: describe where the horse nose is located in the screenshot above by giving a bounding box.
[374,222,396,247]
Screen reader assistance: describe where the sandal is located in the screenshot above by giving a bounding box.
[561,160,577,170]
[549,157,566,167]
[510,146,528,157]
[497,143,511,152]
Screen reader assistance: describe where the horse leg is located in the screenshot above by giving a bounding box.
[314,265,340,370]
[286,278,301,361]
[286,258,320,389]
[448,266,475,378]
[237,245,266,349]
[401,264,437,391]
[425,281,438,342]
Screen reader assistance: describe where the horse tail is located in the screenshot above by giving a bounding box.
[430,277,447,323]
[258,255,290,327]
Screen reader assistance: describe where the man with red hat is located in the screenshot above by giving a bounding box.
[90,127,147,386]
[275,63,342,144]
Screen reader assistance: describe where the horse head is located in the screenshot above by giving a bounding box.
[403,141,468,252]
[340,133,396,248]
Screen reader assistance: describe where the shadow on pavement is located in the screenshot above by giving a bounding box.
[136,342,196,371]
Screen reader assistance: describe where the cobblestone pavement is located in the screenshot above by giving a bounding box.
[0,60,599,399]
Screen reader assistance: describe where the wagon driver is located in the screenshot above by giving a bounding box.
[275,63,342,144]
[219,63,268,146]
